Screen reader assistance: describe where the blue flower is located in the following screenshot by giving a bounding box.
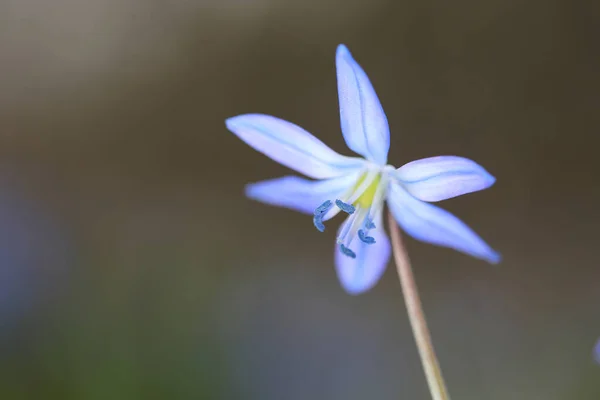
[226,44,500,294]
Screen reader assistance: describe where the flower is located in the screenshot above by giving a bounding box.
[226,44,500,294]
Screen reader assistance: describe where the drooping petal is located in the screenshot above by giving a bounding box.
[334,214,391,295]
[246,172,360,219]
[336,44,390,165]
[387,181,500,263]
[226,114,365,179]
[396,156,496,202]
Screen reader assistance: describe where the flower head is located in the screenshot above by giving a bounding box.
[226,44,500,294]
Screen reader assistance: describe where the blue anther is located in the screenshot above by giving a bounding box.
[313,214,326,232]
[365,220,376,230]
[340,244,356,258]
[314,200,333,216]
[358,229,376,244]
[335,199,355,215]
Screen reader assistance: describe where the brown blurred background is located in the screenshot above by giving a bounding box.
[1,0,599,398]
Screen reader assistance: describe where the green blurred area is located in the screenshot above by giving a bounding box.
[1,0,599,398]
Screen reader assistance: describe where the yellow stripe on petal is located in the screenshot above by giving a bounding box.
[354,173,381,208]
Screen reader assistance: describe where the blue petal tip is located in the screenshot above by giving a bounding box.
[224,116,241,131]
[487,251,502,264]
[336,44,350,57]
[244,184,255,199]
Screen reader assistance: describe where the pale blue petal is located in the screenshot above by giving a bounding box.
[594,338,600,364]
[334,214,391,295]
[396,156,496,202]
[246,172,360,219]
[336,44,390,165]
[226,114,365,179]
[387,181,500,263]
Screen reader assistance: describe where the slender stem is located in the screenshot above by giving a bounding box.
[387,211,451,400]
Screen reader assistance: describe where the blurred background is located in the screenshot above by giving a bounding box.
[1,0,599,398]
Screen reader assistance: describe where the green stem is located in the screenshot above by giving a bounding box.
[387,211,451,400]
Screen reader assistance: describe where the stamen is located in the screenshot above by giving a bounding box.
[337,210,358,245]
[320,168,369,222]
[340,244,356,259]
[313,214,326,232]
[314,200,332,216]
[335,199,355,215]
[366,172,389,225]
[358,229,376,244]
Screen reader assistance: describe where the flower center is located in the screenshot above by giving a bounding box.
[354,172,381,209]
[313,165,393,258]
